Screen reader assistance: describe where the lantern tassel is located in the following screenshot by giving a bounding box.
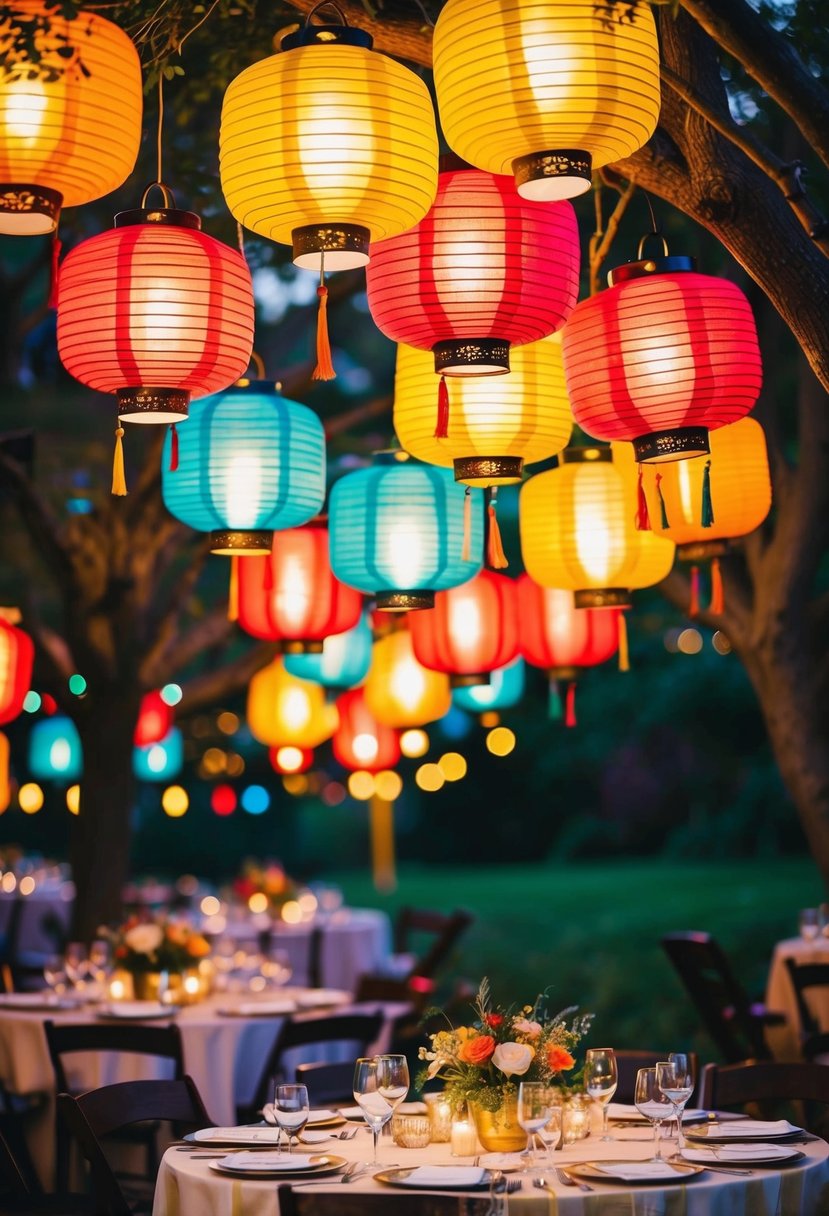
[111,425,127,497]
[655,472,669,528]
[701,459,715,527]
[435,375,450,439]
[47,234,62,310]
[486,489,508,570]
[227,555,239,622]
[168,423,179,472]
[618,612,630,672]
[689,564,700,618]
[710,556,725,614]
[548,678,563,721]
[461,487,472,562]
[635,464,651,531]
[312,255,335,382]
[564,681,577,728]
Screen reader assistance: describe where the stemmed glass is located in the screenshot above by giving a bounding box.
[64,942,89,994]
[584,1047,618,1141]
[375,1054,410,1117]
[800,908,821,943]
[273,1083,310,1155]
[43,955,67,1000]
[535,1097,563,1168]
[634,1067,673,1161]
[656,1054,695,1150]
[353,1057,395,1166]
[517,1083,556,1170]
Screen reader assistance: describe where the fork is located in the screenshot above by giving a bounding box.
[504,1178,522,1193]
[555,1166,593,1192]
[337,1127,359,1140]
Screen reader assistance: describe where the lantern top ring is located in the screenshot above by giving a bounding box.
[609,254,695,286]
[281,1,373,49]
[636,231,670,260]
[116,181,201,230]
[559,447,612,466]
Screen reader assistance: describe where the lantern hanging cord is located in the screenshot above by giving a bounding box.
[409,0,436,27]
[642,189,660,239]
[156,74,164,185]
[304,1,349,28]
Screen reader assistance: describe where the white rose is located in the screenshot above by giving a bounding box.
[492,1041,534,1077]
[513,1018,543,1040]
[124,924,163,954]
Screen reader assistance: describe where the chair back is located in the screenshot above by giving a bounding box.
[393,908,473,981]
[294,1060,356,1106]
[700,1059,829,1130]
[44,1020,184,1093]
[278,1183,491,1215]
[784,958,829,1039]
[613,1049,699,1104]
[0,1126,30,1198]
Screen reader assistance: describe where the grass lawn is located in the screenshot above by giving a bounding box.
[331,857,822,1060]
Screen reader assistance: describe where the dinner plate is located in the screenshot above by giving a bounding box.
[95,1002,178,1020]
[686,1119,802,1144]
[569,1160,704,1185]
[337,1106,366,1121]
[374,1166,494,1191]
[682,1145,805,1167]
[208,1153,346,1179]
[186,1127,283,1147]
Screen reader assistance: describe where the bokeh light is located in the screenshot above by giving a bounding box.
[23,691,41,713]
[283,774,310,796]
[400,728,429,758]
[712,630,732,655]
[19,875,35,896]
[241,784,270,814]
[486,726,516,757]
[322,781,346,806]
[248,892,268,914]
[217,711,240,735]
[18,783,44,813]
[200,895,221,916]
[68,674,87,696]
[211,784,237,816]
[374,769,403,801]
[161,785,189,817]
[439,752,467,782]
[415,763,445,792]
[66,785,81,815]
[348,771,375,801]
[160,683,183,706]
[282,900,303,924]
[678,628,703,655]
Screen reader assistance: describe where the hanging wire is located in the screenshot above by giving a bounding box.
[642,188,660,236]
[409,0,436,27]
[236,220,247,258]
[156,73,164,184]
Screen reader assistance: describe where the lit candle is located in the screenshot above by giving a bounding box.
[108,977,126,1001]
[183,974,201,997]
[451,1117,477,1157]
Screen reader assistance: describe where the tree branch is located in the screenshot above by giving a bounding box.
[0,452,77,596]
[282,0,433,67]
[589,175,637,295]
[143,603,236,686]
[177,639,277,718]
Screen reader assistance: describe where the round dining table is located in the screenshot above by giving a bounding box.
[765,936,829,1060]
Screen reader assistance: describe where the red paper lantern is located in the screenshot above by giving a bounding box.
[269,746,314,775]
[133,691,173,748]
[366,165,579,376]
[0,616,34,726]
[333,689,401,773]
[237,523,362,654]
[518,577,619,675]
[562,251,762,463]
[409,570,519,686]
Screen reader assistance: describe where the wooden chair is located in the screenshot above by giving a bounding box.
[0,1127,94,1214]
[294,1060,356,1106]
[661,932,784,1062]
[277,1183,491,1215]
[784,958,829,1040]
[699,1059,829,1132]
[57,1077,210,1216]
[613,1049,699,1104]
[354,908,474,1009]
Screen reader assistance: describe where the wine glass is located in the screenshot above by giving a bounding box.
[375,1054,410,1116]
[517,1082,553,1169]
[63,942,89,993]
[657,1054,695,1150]
[273,1083,310,1155]
[584,1047,618,1141]
[43,955,67,1000]
[535,1095,563,1168]
[353,1057,394,1166]
[634,1067,673,1161]
[800,908,820,943]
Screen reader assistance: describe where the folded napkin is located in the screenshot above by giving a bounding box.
[594,1162,686,1181]
[220,1152,318,1171]
[194,1127,282,1143]
[697,1119,799,1138]
[400,1166,485,1188]
[682,1143,795,1163]
[308,1110,340,1124]
[218,1000,297,1017]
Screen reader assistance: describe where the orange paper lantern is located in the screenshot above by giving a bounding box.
[247,659,337,749]
[332,689,401,773]
[364,630,451,728]
[409,570,519,686]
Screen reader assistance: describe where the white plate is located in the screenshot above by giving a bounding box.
[95,1002,178,1020]
[682,1144,804,1166]
[190,1127,283,1146]
[0,993,78,1011]
[208,1153,345,1179]
[686,1118,802,1143]
[375,1166,491,1190]
[295,989,352,1008]
[338,1106,366,1121]
[217,1000,297,1017]
[571,1160,704,1185]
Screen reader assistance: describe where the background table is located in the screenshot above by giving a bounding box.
[0,884,73,956]
[765,936,829,1059]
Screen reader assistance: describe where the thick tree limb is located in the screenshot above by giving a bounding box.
[147,604,237,683]
[177,639,278,717]
[0,453,77,596]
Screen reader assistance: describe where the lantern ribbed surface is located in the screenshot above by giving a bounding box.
[409,570,519,683]
[562,269,762,461]
[133,691,173,748]
[517,577,619,671]
[220,42,438,265]
[394,335,572,485]
[0,618,33,726]
[237,523,361,650]
[57,222,254,416]
[285,612,373,690]
[520,450,675,602]
[247,659,338,749]
[433,0,659,200]
[365,630,451,728]
[162,382,325,551]
[453,657,525,713]
[0,3,142,234]
[329,460,483,608]
[367,169,579,372]
[333,688,401,773]
[28,716,82,780]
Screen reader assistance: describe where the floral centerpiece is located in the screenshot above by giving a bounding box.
[103,914,211,1001]
[232,858,297,916]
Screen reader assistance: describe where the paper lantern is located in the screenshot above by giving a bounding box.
[452,657,525,714]
[562,252,762,462]
[518,578,619,674]
[220,13,438,270]
[409,570,519,687]
[394,334,572,486]
[0,616,34,726]
[329,457,484,611]
[57,185,255,429]
[133,727,183,782]
[237,521,360,652]
[133,691,173,748]
[285,611,373,690]
[332,688,400,773]
[247,659,337,749]
[28,715,82,780]
[520,447,675,607]
[364,630,451,728]
[0,3,142,234]
[367,166,579,377]
[433,0,660,200]
[162,381,325,554]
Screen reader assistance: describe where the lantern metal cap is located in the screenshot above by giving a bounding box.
[232,378,281,394]
[547,666,579,682]
[512,149,592,201]
[281,0,373,51]
[450,673,491,689]
[574,588,631,610]
[0,183,62,236]
[559,446,612,465]
[375,589,435,612]
[678,540,731,561]
[454,456,523,486]
[210,530,273,555]
[279,640,325,655]
[634,427,709,463]
[292,222,370,271]
[117,181,200,231]
[117,388,189,424]
[433,339,510,377]
[609,254,696,286]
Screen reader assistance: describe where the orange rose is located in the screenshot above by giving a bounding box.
[547,1045,575,1072]
[458,1034,496,1065]
[186,935,211,958]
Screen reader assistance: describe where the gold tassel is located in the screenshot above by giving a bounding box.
[111,425,127,496]
[710,557,724,614]
[227,555,239,622]
[486,499,508,569]
[461,487,471,562]
[618,611,630,672]
[312,254,335,381]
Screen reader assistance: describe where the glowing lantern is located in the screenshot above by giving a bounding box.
[237,521,360,652]
[367,166,579,378]
[329,457,484,611]
[133,691,173,748]
[0,615,34,725]
[364,630,451,728]
[28,715,82,781]
[247,659,337,749]
[393,334,572,486]
[333,689,401,773]
[409,570,519,687]
[0,732,9,813]
[269,746,313,775]
[285,611,373,690]
[133,727,183,782]
[433,0,660,201]
[452,657,525,714]
[0,3,142,234]
[162,381,325,554]
[562,249,762,462]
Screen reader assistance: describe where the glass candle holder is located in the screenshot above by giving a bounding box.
[451,1105,478,1157]
[563,1094,591,1143]
[424,1093,453,1142]
[392,1113,432,1149]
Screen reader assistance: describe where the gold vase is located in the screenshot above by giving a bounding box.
[130,970,182,1002]
[470,1096,528,1153]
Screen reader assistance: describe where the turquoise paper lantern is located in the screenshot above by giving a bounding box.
[162,380,326,554]
[453,657,525,714]
[329,457,484,610]
[285,612,373,690]
[133,727,183,782]
[28,716,82,781]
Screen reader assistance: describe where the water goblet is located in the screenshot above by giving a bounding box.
[376,1054,410,1116]
[584,1047,618,1141]
[634,1067,672,1161]
[273,1083,310,1155]
[63,942,89,993]
[517,1082,554,1169]
[43,955,67,999]
[353,1057,395,1166]
[800,908,821,943]
[535,1097,563,1168]
[657,1054,695,1150]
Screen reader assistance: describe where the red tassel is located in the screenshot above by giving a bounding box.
[565,681,577,728]
[435,375,450,439]
[47,234,62,309]
[169,423,179,472]
[486,494,508,570]
[618,612,630,672]
[461,487,471,562]
[689,564,700,617]
[635,464,651,530]
[312,283,336,381]
[710,557,724,614]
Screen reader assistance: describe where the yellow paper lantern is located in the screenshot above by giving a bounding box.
[247,659,338,749]
[433,0,660,201]
[364,630,451,728]
[394,335,573,486]
[520,447,675,606]
[0,2,142,234]
[219,14,438,270]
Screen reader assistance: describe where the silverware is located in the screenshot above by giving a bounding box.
[532,1176,556,1196]
[505,1178,522,1193]
[337,1127,359,1140]
[555,1166,593,1192]
[292,1162,367,1187]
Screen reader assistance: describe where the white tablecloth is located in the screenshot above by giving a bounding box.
[765,936,829,1060]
